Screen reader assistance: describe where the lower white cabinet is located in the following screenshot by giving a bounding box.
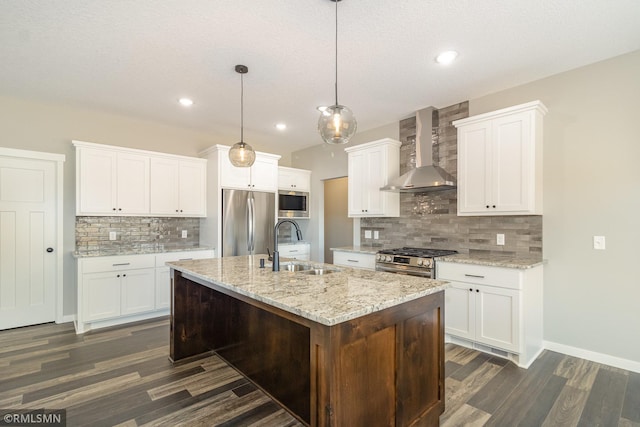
[438,261,543,368]
[332,250,376,270]
[277,242,311,261]
[76,249,214,333]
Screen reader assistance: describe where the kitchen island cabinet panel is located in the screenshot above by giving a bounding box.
[170,266,445,426]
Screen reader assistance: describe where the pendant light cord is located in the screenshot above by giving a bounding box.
[334,0,339,106]
[240,72,244,143]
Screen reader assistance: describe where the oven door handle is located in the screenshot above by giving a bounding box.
[375,264,431,277]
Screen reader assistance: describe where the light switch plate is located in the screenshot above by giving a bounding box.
[109,231,117,241]
[364,230,372,239]
[181,230,188,238]
[593,236,605,250]
[497,234,505,245]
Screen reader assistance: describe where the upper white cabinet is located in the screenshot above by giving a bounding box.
[216,145,280,192]
[73,141,206,217]
[149,157,207,216]
[278,166,311,192]
[345,138,401,218]
[453,101,547,216]
[76,146,150,215]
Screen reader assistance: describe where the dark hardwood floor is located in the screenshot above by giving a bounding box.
[1,318,638,426]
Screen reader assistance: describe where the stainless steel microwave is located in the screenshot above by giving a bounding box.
[278,190,309,218]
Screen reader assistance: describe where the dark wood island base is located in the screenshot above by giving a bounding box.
[170,270,445,426]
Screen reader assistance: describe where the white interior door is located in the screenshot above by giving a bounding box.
[0,156,57,329]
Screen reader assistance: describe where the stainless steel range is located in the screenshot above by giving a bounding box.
[375,247,457,278]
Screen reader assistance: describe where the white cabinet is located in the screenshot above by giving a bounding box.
[76,146,150,215]
[150,157,207,216]
[345,138,401,217]
[332,250,376,270]
[453,101,547,216]
[278,167,311,192]
[154,250,215,310]
[438,261,543,368]
[217,145,279,192]
[74,141,207,217]
[277,242,310,261]
[76,250,215,333]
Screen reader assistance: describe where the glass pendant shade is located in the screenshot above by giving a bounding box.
[229,141,256,167]
[318,104,357,144]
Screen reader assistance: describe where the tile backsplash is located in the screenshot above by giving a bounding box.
[75,216,201,256]
[361,101,542,259]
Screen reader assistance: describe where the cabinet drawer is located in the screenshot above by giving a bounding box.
[333,251,375,270]
[437,261,522,290]
[155,250,215,267]
[81,254,155,274]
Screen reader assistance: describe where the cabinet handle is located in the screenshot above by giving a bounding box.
[464,274,485,278]
[176,209,179,212]
[347,259,360,263]
[118,208,122,211]
[123,274,127,277]
[486,205,490,209]
[180,209,183,212]
[492,205,496,208]
[113,208,117,211]
[476,289,479,292]
[117,274,120,278]
[113,263,131,266]
[469,288,473,292]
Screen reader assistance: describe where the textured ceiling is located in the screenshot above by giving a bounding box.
[1,0,639,156]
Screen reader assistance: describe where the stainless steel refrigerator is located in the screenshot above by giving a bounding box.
[221,189,275,257]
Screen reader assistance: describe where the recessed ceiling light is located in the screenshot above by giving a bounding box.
[435,50,458,65]
[178,98,194,107]
[276,123,287,131]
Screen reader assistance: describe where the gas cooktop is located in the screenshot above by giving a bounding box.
[376,247,458,258]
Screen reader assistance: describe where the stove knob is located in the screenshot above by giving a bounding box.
[385,255,392,262]
[417,259,423,266]
[376,254,381,261]
[425,259,432,268]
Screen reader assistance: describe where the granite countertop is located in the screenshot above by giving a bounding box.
[329,245,381,255]
[438,253,544,269]
[167,255,448,326]
[73,246,214,258]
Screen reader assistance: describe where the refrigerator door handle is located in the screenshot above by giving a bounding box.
[248,193,255,253]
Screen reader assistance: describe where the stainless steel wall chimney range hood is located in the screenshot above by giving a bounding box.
[380,107,456,193]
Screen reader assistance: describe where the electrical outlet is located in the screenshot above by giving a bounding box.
[373,230,379,240]
[109,231,117,241]
[496,234,505,245]
[181,230,188,239]
[593,236,605,250]
[364,230,372,239]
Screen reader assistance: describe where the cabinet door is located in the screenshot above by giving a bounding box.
[347,151,367,216]
[475,284,520,352]
[78,148,117,214]
[150,157,180,215]
[155,266,171,309]
[120,268,156,316]
[457,122,492,214]
[219,150,251,190]
[444,282,476,340]
[116,153,150,214]
[491,112,532,213]
[278,168,310,192]
[364,147,385,215]
[178,160,206,216]
[251,156,278,192]
[83,272,121,322]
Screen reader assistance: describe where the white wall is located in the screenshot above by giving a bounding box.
[469,50,640,364]
[291,122,399,261]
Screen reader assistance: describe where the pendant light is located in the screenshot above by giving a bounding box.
[318,0,357,145]
[229,65,256,167]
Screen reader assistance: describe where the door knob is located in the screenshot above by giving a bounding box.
[46,247,54,253]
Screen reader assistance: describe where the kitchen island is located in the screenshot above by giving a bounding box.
[168,255,449,426]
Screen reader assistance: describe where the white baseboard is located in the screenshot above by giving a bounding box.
[544,340,640,374]
[57,314,76,324]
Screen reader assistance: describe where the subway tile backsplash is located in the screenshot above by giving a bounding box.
[361,101,542,259]
[75,216,201,256]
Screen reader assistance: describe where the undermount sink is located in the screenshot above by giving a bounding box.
[299,267,340,275]
[279,262,340,275]
[280,262,314,272]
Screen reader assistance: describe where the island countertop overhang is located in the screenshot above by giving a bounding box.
[167,255,449,326]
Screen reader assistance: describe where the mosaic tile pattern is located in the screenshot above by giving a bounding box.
[75,216,201,256]
[361,102,543,260]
